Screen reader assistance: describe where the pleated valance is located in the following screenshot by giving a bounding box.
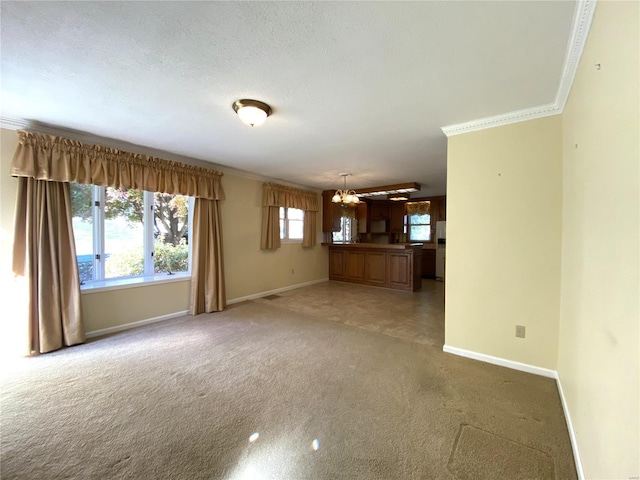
[406,201,430,216]
[262,183,318,212]
[10,130,225,200]
[340,205,357,220]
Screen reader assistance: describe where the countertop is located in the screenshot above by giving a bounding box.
[323,242,423,250]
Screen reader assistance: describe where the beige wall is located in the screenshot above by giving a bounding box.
[0,128,328,336]
[221,173,327,301]
[558,1,640,478]
[445,116,563,369]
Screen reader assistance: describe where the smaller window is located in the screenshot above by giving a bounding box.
[279,207,304,240]
[407,213,431,242]
[332,216,355,243]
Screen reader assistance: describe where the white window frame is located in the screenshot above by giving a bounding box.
[74,184,193,290]
[332,216,355,243]
[406,213,431,242]
[279,207,304,243]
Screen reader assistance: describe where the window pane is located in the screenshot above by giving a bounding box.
[288,208,304,221]
[70,183,94,283]
[153,193,189,274]
[104,188,144,278]
[279,207,286,239]
[289,220,303,239]
[410,213,430,224]
[410,225,431,241]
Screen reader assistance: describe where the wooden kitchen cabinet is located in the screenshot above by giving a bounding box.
[357,202,368,233]
[328,243,422,291]
[322,190,342,233]
[329,249,346,279]
[364,251,387,285]
[369,202,390,221]
[422,248,436,278]
[390,202,405,233]
[345,251,365,282]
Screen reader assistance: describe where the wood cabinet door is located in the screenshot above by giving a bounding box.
[322,191,342,233]
[388,252,411,288]
[345,251,365,282]
[364,251,387,284]
[329,250,346,279]
[370,202,390,220]
[422,249,436,278]
[356,203,368,233]
[390,202,405,233]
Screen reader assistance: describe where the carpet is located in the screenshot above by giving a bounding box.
[0,281,576,479]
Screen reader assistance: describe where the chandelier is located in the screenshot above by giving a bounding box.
[332,173,360,205]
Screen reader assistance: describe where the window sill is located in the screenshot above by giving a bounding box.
[80,272,190,294]
[280,239,303,245]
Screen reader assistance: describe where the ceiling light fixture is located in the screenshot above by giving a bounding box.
[388,194,409,201]
[332,173,360,205]
[232,99,272,127]
[354,182,421,198]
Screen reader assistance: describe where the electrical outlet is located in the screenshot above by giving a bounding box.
[515,325,526,338]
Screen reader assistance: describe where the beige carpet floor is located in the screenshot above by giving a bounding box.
[0,280,576,479]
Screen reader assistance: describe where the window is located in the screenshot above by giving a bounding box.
[279,207,304,241]
[332,216,355,243]
[71,184,192,285]
[407,213,431,242]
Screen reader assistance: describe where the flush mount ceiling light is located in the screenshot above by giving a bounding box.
[232,99,272,127]
[388,194,409,201]
[332,173,360,205]
[355,182,421,198]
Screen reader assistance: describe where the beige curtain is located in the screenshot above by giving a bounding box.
[11,130,225,200]
[261,183,318,249]
[302,211,317,247]
[406,201,430,216]
[189,199,225,314]
[12,177,85,354]
[261,206,282,250]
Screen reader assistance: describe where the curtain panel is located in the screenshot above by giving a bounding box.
[11,130,225,201]
[189,199,226,314]
[12,177,85,354]
[261,183,319,249]
[406,201,431,216]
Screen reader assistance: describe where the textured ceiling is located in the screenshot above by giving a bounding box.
[0,1,577,196]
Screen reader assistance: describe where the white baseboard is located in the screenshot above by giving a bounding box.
[442,344,583,478]
[85,310,189,338]
[442,345,557,378]
[555,374,585,480]
[226,278,329,305]
[84,278,329,338]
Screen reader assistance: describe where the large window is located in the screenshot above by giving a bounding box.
[71,184,192,285]
[279,207,304,241]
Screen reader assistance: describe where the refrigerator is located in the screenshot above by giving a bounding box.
[435,221,446,280]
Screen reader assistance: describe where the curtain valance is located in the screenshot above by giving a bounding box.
[406,201,430,216]
[262,183,318,212]
[10,130,225,201]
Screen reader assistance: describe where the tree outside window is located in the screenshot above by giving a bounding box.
[70,184,190,283]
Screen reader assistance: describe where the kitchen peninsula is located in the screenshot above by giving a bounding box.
[328,243,422,291]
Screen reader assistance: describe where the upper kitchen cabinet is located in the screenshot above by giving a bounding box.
[369,202,390,221]
[357,202,368,233]
[321,190,342,232]
[389,202,405,233]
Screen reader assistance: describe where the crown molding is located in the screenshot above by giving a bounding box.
[441,0,597,137]
[0,116,319,193]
